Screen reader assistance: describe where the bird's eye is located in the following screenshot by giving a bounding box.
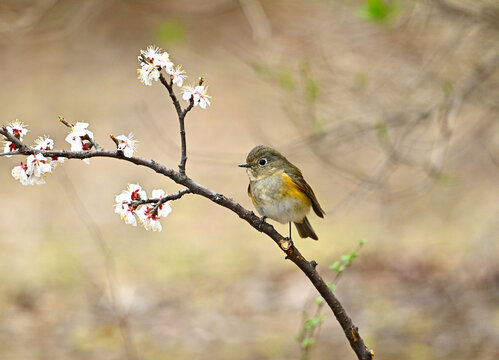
[259,158,267,166]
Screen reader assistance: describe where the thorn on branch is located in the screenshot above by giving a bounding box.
[310,260,318,269]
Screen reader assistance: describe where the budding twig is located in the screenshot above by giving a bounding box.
[127,188,192,209]
[110,134,120,147]
[59,116,103,151]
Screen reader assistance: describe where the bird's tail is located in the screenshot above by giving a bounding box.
[294,217,319,240]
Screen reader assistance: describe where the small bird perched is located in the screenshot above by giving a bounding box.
[239,145,325,240]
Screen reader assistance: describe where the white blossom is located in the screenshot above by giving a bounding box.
[151,189,172,218]
[154,51,174,72]
[169,65,186,87]
[33,136,65,168]
[137,46,175,86]
[115,133,138,158]
[33,136,54,150]
[11,163,29,185]
[65,122,94,164]
[26,153,52,178]
[11,154,52,186]
[6,120,28,139]
[3,141,17,157]
[137,205,162,232]
[121,206,138,226]
[138,64,161,86]
[139,46,162,63]
[182,84,211,109]
[3,120,28,156]
[114,184,147,226]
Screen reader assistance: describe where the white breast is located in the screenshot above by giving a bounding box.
[250,174,310,224]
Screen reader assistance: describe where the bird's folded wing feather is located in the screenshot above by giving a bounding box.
[284,169,325,218]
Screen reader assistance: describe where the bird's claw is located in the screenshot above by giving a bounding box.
[281,236,294,251]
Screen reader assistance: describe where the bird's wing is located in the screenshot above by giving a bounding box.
[284,168,325,218]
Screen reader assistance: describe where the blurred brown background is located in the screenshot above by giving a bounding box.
[0,0,498,359]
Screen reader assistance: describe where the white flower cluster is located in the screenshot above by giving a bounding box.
[3,120,28,156]
[138,46,185,87]
[11,136,64,186]
[137,45,211,109]
[114,184,172,232]
[115,133,138,158]
[182,85,211,109]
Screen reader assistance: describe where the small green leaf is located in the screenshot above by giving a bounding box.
[311,117,326,136]
[278,69,296,91]
[328,283,337,291]
[304,316,322,330]
[329,261,341,271]
[301,338,316,349]
[375,122,388,138]
[341,255,351,263]
[314,296,324,305]
[354,71,369,89]
[338,264,346,272]
[358,0,399,23]
[359,238,367,246]
[442,81,453,97]
[155,20,186,45]
[305,316,322,328]
[349,251,358,260]
[305,77,319,101]
[251,62,271,78]
[298,59,311,73]
[436,172,460,186]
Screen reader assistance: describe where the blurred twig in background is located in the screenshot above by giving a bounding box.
[57,168,139,360]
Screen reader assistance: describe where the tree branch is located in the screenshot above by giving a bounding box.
[0,128,373,359]
[158,73,194,175]
[128,188,192,209]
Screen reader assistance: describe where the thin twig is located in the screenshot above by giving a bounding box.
[0,151,21,157]
[128,188,192,209]
[158,73,194,175]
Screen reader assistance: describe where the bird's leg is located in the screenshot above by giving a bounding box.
[281,221,293,250]
[257,216,267,231]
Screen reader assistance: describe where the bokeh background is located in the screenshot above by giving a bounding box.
[1,1,498,359]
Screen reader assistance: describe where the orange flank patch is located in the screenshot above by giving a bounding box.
[281,173,312,206]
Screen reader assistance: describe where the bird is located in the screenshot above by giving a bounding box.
[239,145,325,241]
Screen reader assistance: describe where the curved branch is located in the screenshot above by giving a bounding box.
[0,127,373,359]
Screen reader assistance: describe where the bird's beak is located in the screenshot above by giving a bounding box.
[238,163,250,168]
